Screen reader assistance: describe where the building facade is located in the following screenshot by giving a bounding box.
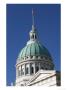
[15,10,60,86]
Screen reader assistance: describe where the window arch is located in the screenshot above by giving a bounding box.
[36,66,39,72]
[21,84,24,86]
[31,66,34,74]
[30,63,34,74]
[41,66,44,70]
[25,64,29,75]
[45,65,48,70]
[40,63,44,70]
[45,67,48,70]
[26,67,29,74]
[30,56,33,59]
[35,63,39,73]
[31,34,34,39]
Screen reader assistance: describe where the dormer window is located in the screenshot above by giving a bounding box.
[30,56,33,59]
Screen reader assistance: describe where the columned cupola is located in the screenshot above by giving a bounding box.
[29,25,37,41]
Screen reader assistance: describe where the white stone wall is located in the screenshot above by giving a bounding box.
[16,75,34,86]
[27,70,57,86]
[16,70,57,86]
[30,75,56,86]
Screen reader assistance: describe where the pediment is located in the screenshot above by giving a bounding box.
[27,70,56,85]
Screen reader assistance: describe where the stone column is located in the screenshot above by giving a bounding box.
[34,63,35,74]
[16,67,18,79]
[24,64,26,75]
[20,65,22,76]
[29,63,31,75]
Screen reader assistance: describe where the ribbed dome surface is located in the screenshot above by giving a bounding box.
[18,42,51,60]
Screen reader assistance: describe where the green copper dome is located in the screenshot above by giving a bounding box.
[17,25,51,61]
[18,42,51,60]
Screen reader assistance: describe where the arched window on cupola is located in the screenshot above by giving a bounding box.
[35,34,37,39]
[31,34,34,39]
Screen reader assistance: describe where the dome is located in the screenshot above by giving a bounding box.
[17,25,52,61]
[17,22,51,61]
[18,41,51,60]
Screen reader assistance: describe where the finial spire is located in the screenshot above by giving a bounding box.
[32,9,35,30]
[27,9,38,45]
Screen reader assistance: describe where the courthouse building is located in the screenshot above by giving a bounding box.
[15,10,60,86]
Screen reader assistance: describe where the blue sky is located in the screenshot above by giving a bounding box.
[6,4,61,86]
